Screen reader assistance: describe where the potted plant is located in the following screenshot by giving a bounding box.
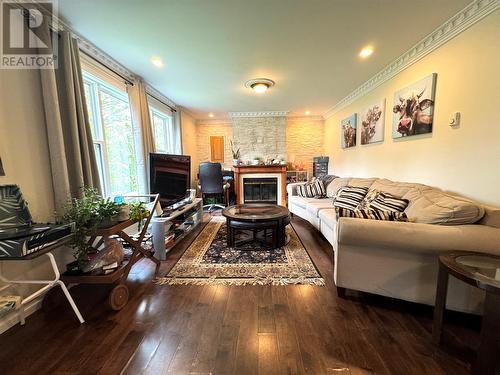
[129,201,150,230]
[96,199,121,228]
[63,187,102,265]
[230,140,240,166]
[63,187,123,266]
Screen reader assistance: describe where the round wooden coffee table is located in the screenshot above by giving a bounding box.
[222,204,290,249]
[433,252,500,375]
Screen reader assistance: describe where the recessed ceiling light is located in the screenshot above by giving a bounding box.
[245,78,275,94]
[359,47,374,58]
[150,56,164,68]
[208,113,214,118]
[305,110,311,115]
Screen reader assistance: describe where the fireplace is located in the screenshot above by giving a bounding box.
[243,177,278,204]
[233,165,287,206]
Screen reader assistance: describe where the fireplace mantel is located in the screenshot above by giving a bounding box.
[233,165,287,206]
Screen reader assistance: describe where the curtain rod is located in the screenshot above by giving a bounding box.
[147,92,177,113]
[80,50,135,87]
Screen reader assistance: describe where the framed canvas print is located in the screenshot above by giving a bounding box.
[361,99,385,145]
[392,73,437,138]
[341,113,357,149]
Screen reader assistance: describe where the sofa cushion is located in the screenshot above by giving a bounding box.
[297,179,326,198]
[313,175,337,189]
[327,177,376,198]
[306,200,334,218]
[319,208,337,229]
[333,186,368,210]
[368,192,409,213]
[335,207,408,222]
[326,177,350,198]
[404,188,485,225]
[289,195,318,209]
[369,179,428,198]
[357,189,379,210]
[479,206,500,228]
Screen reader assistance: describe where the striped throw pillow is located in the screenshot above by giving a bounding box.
[335,207,408,222]
[297,180,326,198]
[333,186,368,210]
[357,189,379,210]
[369,192,409,213]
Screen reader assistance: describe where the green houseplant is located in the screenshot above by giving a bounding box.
[63,187,123,266]
[129,201,150,230]
[230,140,241,165]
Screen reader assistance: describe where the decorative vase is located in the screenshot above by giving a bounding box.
[233,159,239,166]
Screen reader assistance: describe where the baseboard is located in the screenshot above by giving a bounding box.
[0,296,43,335]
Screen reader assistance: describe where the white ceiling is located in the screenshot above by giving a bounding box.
[58,0,472,119]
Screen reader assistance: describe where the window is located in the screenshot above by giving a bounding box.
[150,107,174,153]
[148,96,181,155]
[83,72,139,197]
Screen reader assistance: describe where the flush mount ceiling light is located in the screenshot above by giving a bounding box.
[208,113,214,118]
[359,47,374,58]
[245,78,275,94]
[305,110,311,115]
[150,56,164,68]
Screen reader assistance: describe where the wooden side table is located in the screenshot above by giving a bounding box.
[433,252,500,375]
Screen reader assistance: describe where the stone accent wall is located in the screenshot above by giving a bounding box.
[286,118,325,174]
[193,116,325,176]
[195,122,233,169]
[231,116,287,162]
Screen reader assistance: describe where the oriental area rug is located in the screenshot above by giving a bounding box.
[154,216,324,286]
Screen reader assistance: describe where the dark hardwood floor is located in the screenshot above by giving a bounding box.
[0,215,481,375]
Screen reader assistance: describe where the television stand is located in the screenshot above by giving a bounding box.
[152,198,203,260]
[162,197,193,216]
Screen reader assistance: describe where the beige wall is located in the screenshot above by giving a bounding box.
[195,122,233,170]
[180,110,198,187]
[0,69,73,332]
[287,118,324,174]
[0,69,55,222]
[324,11,500,207]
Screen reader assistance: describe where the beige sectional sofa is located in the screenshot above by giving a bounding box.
[287,177,500,313]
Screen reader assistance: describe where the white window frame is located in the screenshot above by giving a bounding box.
[83,71,133,197]
[149,106,175,154]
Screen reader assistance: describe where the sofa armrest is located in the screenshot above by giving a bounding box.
[337,217,500,255]
[287,182,306,197]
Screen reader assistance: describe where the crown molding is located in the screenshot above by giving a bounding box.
[323,0,500,119]
[25,0,179,108]
[229,111,289,118]
[178,106,197,119]
[196,118,232,125]
[287,115,324,122]
[145,84,177,110]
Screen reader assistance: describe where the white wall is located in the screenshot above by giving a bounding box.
[324,10,500,207]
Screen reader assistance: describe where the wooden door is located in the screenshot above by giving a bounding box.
[210,136,225,163]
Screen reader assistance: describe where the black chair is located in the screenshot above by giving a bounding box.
[198,162,230,212]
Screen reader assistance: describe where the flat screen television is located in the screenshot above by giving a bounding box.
[149,153,191,207]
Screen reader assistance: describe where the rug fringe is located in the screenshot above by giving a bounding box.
[153,276,325,286]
